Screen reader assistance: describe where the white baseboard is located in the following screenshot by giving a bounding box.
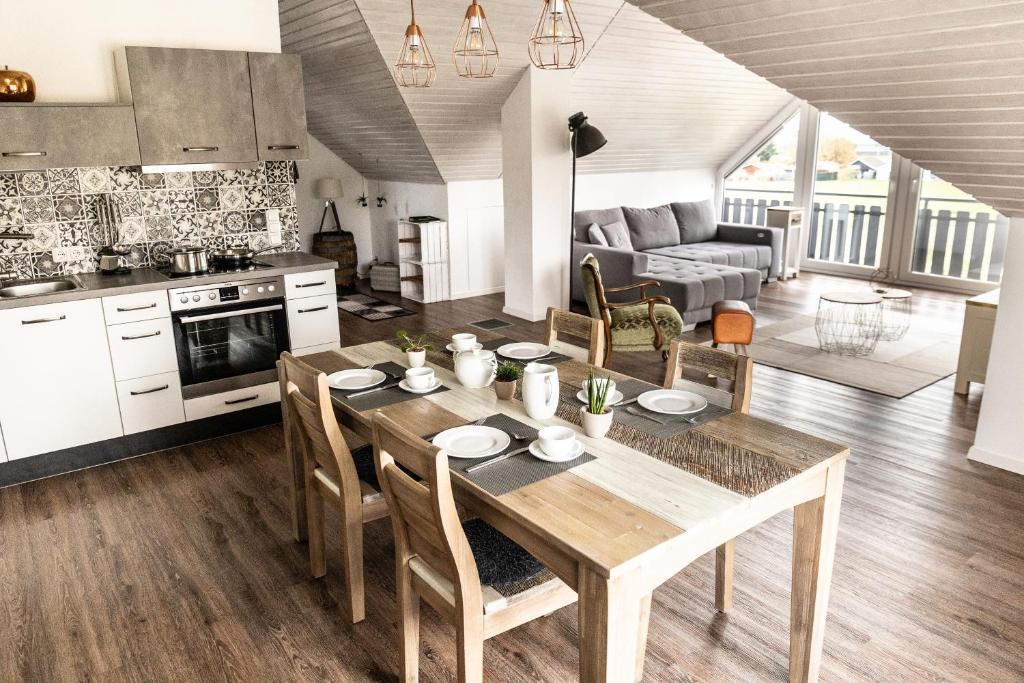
[502,305,546,322]
[967,445,1024,475]
[451,285,504,300]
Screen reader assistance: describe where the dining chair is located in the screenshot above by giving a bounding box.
[371,413,578,683]
[662,339,752,612]
[579,253,684,366]
[544,307,605,367]
[280,352,389,624]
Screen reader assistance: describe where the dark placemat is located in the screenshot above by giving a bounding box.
[330,361,449,411]
[446,413,595,497]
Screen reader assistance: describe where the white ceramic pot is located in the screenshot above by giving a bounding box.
[454,348,497,388]
[522,363,559,420]
[581,406,613,439]
[407,349,426,368]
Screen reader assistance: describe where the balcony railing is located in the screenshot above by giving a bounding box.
[913,200,1009,283]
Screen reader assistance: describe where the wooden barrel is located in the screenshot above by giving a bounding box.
[311,230,358,287]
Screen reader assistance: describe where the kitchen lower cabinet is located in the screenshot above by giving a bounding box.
[184,381,280,421]
[116,372,185,435]
[0,299,123,459]
[287,293,341,350]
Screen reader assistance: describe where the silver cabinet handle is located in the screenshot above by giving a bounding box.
[225,394,259,405]
[179,303,282,324]
[130,384,169,396]
[3,151,46,157]
[121,330,161,341]
[182,146,219,152]
[295,281,326,288]
[116,302,157,312]
[267,145,299,150]
[298,306,328,314]
[22,314,66,325]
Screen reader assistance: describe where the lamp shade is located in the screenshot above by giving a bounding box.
[568,112,606,158]
[314,177,344,199]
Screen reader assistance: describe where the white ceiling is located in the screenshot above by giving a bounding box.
[628,0,1024,217]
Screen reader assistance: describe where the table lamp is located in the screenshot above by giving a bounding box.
[314,177,344,233]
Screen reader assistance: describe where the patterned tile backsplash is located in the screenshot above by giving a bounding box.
[0,161,300,279]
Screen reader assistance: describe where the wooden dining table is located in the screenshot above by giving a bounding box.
[284,327,849,682]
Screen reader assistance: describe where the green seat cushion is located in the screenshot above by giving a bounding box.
[609,303,683,351]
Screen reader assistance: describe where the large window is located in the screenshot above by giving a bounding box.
[721,114,799,225]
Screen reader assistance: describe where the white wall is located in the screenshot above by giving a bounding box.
[448,180,504,299]
[368,181,449,264]
[968,218,1024,474]
[574,168,718,212]
[8,0,281,102]
[295,135,374,274]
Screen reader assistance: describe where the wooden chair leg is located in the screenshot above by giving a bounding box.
[456,622,484,683]
[398,569,420,682]
[716,539,735,612]
[339,508,366,623]
[306,478,327,579]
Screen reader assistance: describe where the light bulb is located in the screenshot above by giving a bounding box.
[409,45,424,66]
[468,28,484,51]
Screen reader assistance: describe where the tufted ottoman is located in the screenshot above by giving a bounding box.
[642,257,761,327]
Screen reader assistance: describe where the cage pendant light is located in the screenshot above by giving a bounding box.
[528,0,584,70]
[453,0,499,79]
[395,0,436,87]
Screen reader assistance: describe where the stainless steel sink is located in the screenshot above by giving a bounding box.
[0,277,82,298]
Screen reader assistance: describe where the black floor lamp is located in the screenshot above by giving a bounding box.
[568,112,607,305]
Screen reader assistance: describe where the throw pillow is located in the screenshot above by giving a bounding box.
[600,221,633,250]
[672,199,718,244]
[587,223,609,246]
[622,204,680,251]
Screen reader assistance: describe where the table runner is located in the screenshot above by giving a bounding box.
[330,361,450,411]
[611,379,732,438]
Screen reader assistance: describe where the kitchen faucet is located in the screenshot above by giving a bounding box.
[0,232,31,281]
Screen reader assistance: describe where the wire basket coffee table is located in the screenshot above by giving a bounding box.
[875,288,913,341]
[815,291,884,357]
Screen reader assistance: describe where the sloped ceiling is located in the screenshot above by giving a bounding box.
[628,0,1024,217]
[281,0,793,183]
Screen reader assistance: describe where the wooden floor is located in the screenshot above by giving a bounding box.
[2,272,1023,682]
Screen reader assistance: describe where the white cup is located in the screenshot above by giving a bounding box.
[405,367,435,390]
[581,378,616,396]
[451,333,477,351]
[538,426,577,458]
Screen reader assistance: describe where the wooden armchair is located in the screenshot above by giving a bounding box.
[579,253,684,366]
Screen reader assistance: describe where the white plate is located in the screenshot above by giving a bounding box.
[328,368,387,391]
[496,342,551,360]
[433,426,511,459]
[576,389,625,406]
[446,342,484,352]
[529,439,585,463]
[637,389,708,415]
[398,378,443,394]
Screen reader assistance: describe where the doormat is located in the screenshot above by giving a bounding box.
[470,318,514,330]
[337,294,415,321]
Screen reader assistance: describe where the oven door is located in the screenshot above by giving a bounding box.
[171,299,289,399]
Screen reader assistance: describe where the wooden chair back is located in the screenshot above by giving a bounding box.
[372,413,483,614]
[662,340,753,413]
[545,307,605,367]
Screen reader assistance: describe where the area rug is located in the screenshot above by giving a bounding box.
[337,294,415,321]
[742,314,961,398]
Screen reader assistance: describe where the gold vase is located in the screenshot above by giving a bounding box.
[1,66,36,102]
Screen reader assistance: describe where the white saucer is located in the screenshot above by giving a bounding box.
[398,378,442,394]
[576,389,625,406]
[446,342,484,352]
[328,368,387,391]
[529,439,585,463]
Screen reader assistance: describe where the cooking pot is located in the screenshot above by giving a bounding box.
[164,246,208,275]
[208,245,275,268]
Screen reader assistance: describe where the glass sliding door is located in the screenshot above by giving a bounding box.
[721,113,800,225]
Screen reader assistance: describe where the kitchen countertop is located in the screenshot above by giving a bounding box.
[0,252,338,311]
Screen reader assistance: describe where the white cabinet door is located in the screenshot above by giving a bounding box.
[106,317,177,381]
[0,424,7,463]
[287,293,341,350]
[284,270,336,299]
[116,372,185,434]
[0,299,123,459]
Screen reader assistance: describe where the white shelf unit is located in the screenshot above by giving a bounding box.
[397,219,451,303]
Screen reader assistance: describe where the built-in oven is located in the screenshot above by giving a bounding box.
[168,276,289,400]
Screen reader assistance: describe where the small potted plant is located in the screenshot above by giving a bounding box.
[395,330,432,368]
[581,370,614,438]
[494,361,521,400]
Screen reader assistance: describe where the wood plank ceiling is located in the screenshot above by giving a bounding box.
[628,0,1024,217]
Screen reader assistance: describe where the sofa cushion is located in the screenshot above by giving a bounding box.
[574,207,626,242]
[642,241,771,272]
[643,257,761,313]
[671,200,718,244]
[599,221,633,250]
[622,204,680,251]
[587,223,608,246]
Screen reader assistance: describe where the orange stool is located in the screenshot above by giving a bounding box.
[712,300,754,355]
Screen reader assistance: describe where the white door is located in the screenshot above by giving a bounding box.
[0,298,123,459]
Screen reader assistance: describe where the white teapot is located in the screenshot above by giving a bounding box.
[454,348,497,388]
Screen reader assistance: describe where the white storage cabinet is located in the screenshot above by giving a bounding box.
[285,269,341,356]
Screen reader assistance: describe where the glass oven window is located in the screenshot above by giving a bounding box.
[182,309,282,385]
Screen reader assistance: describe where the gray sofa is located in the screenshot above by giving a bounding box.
[571,199,781,326]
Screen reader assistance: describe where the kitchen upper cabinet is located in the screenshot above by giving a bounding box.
[0,105,140,171]
[124,46,258,166]
[249,52,308,161]
[0,299,123,459]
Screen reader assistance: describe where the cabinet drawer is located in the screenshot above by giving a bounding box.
[284,270,336,299]
[102,290,170,324]
[287,293,340,350]
[107,317,177,381]
[116,372,185,435]
[184,382,280,421]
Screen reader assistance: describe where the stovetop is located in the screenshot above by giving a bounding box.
[157,260,275,279]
